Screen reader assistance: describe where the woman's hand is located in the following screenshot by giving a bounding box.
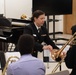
[43,45,53,50]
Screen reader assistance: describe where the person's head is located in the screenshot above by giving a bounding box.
[71,25,76,35]
[31,10,45,27]
[17,34,35,55]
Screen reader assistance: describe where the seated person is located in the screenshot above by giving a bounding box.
[65,25,76,75]
[7,34,45,75]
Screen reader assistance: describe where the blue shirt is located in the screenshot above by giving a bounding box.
[7,54,45,75]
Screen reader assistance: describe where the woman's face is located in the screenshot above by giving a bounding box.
[34,14,45,27]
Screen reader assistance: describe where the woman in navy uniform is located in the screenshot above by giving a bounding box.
[23,10,59,57]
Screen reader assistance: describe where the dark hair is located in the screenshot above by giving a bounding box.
[31,10,45,21]
[17,34,35,55]
[71,25,76,35]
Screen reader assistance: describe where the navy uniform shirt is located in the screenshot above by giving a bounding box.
[23,23,59,57]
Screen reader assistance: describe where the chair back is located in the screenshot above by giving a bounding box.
[4,51,21,64]
[47,70,69,75]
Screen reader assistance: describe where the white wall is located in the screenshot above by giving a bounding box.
[0,0,4,14]
[4,0,32,19]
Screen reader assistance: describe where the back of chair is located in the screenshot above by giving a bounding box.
[47,70,69,75]
[5,51,21,63]
[2,51,21,75]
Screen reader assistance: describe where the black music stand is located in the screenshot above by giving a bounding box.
[0,51,6,71]
[0,17,11,27]
[0,14,3,17]
[0,17,11,51]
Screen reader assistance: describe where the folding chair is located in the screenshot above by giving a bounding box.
[47,70,69,75]
[4,51,21,62]
[1,51,21,75]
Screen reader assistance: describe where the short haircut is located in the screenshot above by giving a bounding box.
[17,34,35,55]
[71,25,76,35]
[31,10,45,21]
